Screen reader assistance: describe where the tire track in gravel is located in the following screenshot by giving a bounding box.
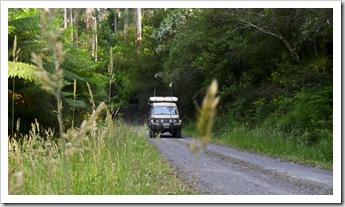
[148,135,333,195]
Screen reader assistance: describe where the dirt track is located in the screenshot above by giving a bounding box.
[148,134,333,195]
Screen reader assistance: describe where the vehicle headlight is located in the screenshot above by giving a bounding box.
[169,119,172,123]
[156,119,159,123]
[160,119,164,123]
[151,119,154,123]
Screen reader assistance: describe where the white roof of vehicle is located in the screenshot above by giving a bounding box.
[149,96,178,102]
[152,102,177,106]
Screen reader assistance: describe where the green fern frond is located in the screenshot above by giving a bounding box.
[63,69,84,81]
[8,8,38,21]
[8,8,39,35]
[8,61,40,84]
[64,98,87,109]
[61,91,74,97]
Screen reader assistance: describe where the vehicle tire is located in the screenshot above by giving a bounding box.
[176,128,182,138]
[149,129,153,138]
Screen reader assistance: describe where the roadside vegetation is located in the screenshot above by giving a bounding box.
[184,109,332,170]
[184,70,332,170]
[9,120,195,194]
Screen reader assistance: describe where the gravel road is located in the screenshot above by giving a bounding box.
[148,134,333,195]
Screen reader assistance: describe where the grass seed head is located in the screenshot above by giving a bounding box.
[191,79,220,155]
[8,169,23,195]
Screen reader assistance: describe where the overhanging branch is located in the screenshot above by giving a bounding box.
[237,16,300,62]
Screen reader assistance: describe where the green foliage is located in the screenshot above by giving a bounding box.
[8,61,39,83]
[212,123,332,169]
[8,8,40,63]
[8,120,196,194]
[8,61,57,133]
[276,86,332,134]
[152,8,194,42]
[8,8,39,34]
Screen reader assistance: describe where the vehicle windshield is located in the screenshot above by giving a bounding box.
[153,106,178,115]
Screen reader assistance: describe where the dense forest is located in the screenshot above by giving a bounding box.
[8,8,332,153]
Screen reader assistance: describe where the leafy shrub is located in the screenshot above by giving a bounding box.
[276,86,332,135]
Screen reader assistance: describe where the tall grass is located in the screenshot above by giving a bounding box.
[31,8,71,193]
[215,124,332,169]
[8,117,194,195]
[184,122,332,169]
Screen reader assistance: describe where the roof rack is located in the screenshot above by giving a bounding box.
[149,96,178,103]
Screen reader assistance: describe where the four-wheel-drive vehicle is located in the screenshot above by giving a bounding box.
[148,96,182,138]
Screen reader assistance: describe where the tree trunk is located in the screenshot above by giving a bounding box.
[69,8,73,42]
[108,48,113,110]
[136,8,142,53]
[74,9,79,46]
[93,15,97,61]
[114,8,118,33]
[64,8,67,29]
[124,8,129,41]
[131,8,136,23]
[86,8,92,32]
[86,8,93,51]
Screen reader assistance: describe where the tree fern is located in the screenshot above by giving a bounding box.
[8,61,39,84]
[8,78,57,133]
[8,8,40,62]
[62,69,84,82]
[63,97,86,109]
[8,8,39,35]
